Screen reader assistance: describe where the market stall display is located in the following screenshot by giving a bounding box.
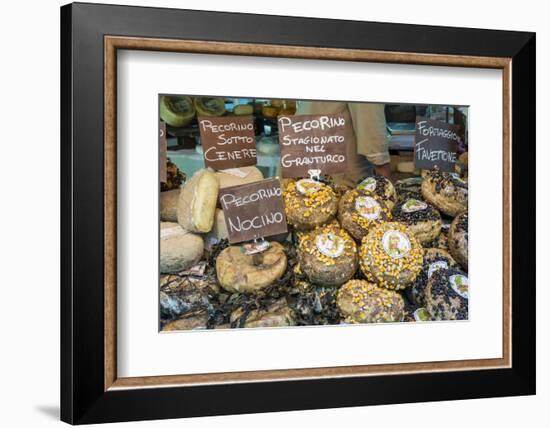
[157,97,470,331]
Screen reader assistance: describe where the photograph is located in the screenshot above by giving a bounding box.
[55,2,537,423]
[159,95,469,331]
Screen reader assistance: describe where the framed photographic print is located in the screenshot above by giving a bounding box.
[60,2,536,424]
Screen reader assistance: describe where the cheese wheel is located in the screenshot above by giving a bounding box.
[278,107,296,116]
[215,166,264,189]
[337,280,404,323]
[210,209,228,241]
[262,105,279,118]
[359,222,423,290]
[337,190,392,241]
[283,179,338,230]
[160,189,180,222]
[177,169,219,233]
[194,97,225,117]
[448,212,468,270]
[162,312,208,331]
[159,96,195,128]
[298,224,358,287]
[160,222,204,273]
[233,104,253,116]
[216,242,287,293]
[421,169,468,217]
[271,99,285,108]
[425,268,468,320]
[230,299,294,328]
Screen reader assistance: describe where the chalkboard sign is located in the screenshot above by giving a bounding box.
[198,115,257,170]
[414,117,460,172]
[159,121,167,182]
[219,178,288,244]
[277,113,348,178]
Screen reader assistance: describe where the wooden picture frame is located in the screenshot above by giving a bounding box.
[61,2,535,424]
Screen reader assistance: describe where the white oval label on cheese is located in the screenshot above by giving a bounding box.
[413,308,430,322]
[428,260,448,278]
[316,233,345,258]
[450,172,467,185]
[296,178,325,196]
[402,198,428,213]
[355,196,381,220]
[449,274,469,299]
[358,176,377,192]
[382,230,411,259]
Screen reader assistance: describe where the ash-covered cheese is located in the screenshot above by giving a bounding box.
[160,222,204,273]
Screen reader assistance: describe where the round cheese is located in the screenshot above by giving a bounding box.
[177,169,219,233]
[160,222,204,273]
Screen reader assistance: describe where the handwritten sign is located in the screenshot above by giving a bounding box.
[219,178,288,244]
[277,113,348,178]
[159,121,167,182]
[198,115,257,170]
[414,117,460,172]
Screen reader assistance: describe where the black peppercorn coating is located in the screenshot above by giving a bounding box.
[421,168,468,217]
[408,248,458,306]
[424,268,468,320]
[391,198,442,244]
[356,174,397,209]
[395,177,423,198]
[449,212,468,271]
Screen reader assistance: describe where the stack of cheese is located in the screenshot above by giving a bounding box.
[160,166,264,273]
